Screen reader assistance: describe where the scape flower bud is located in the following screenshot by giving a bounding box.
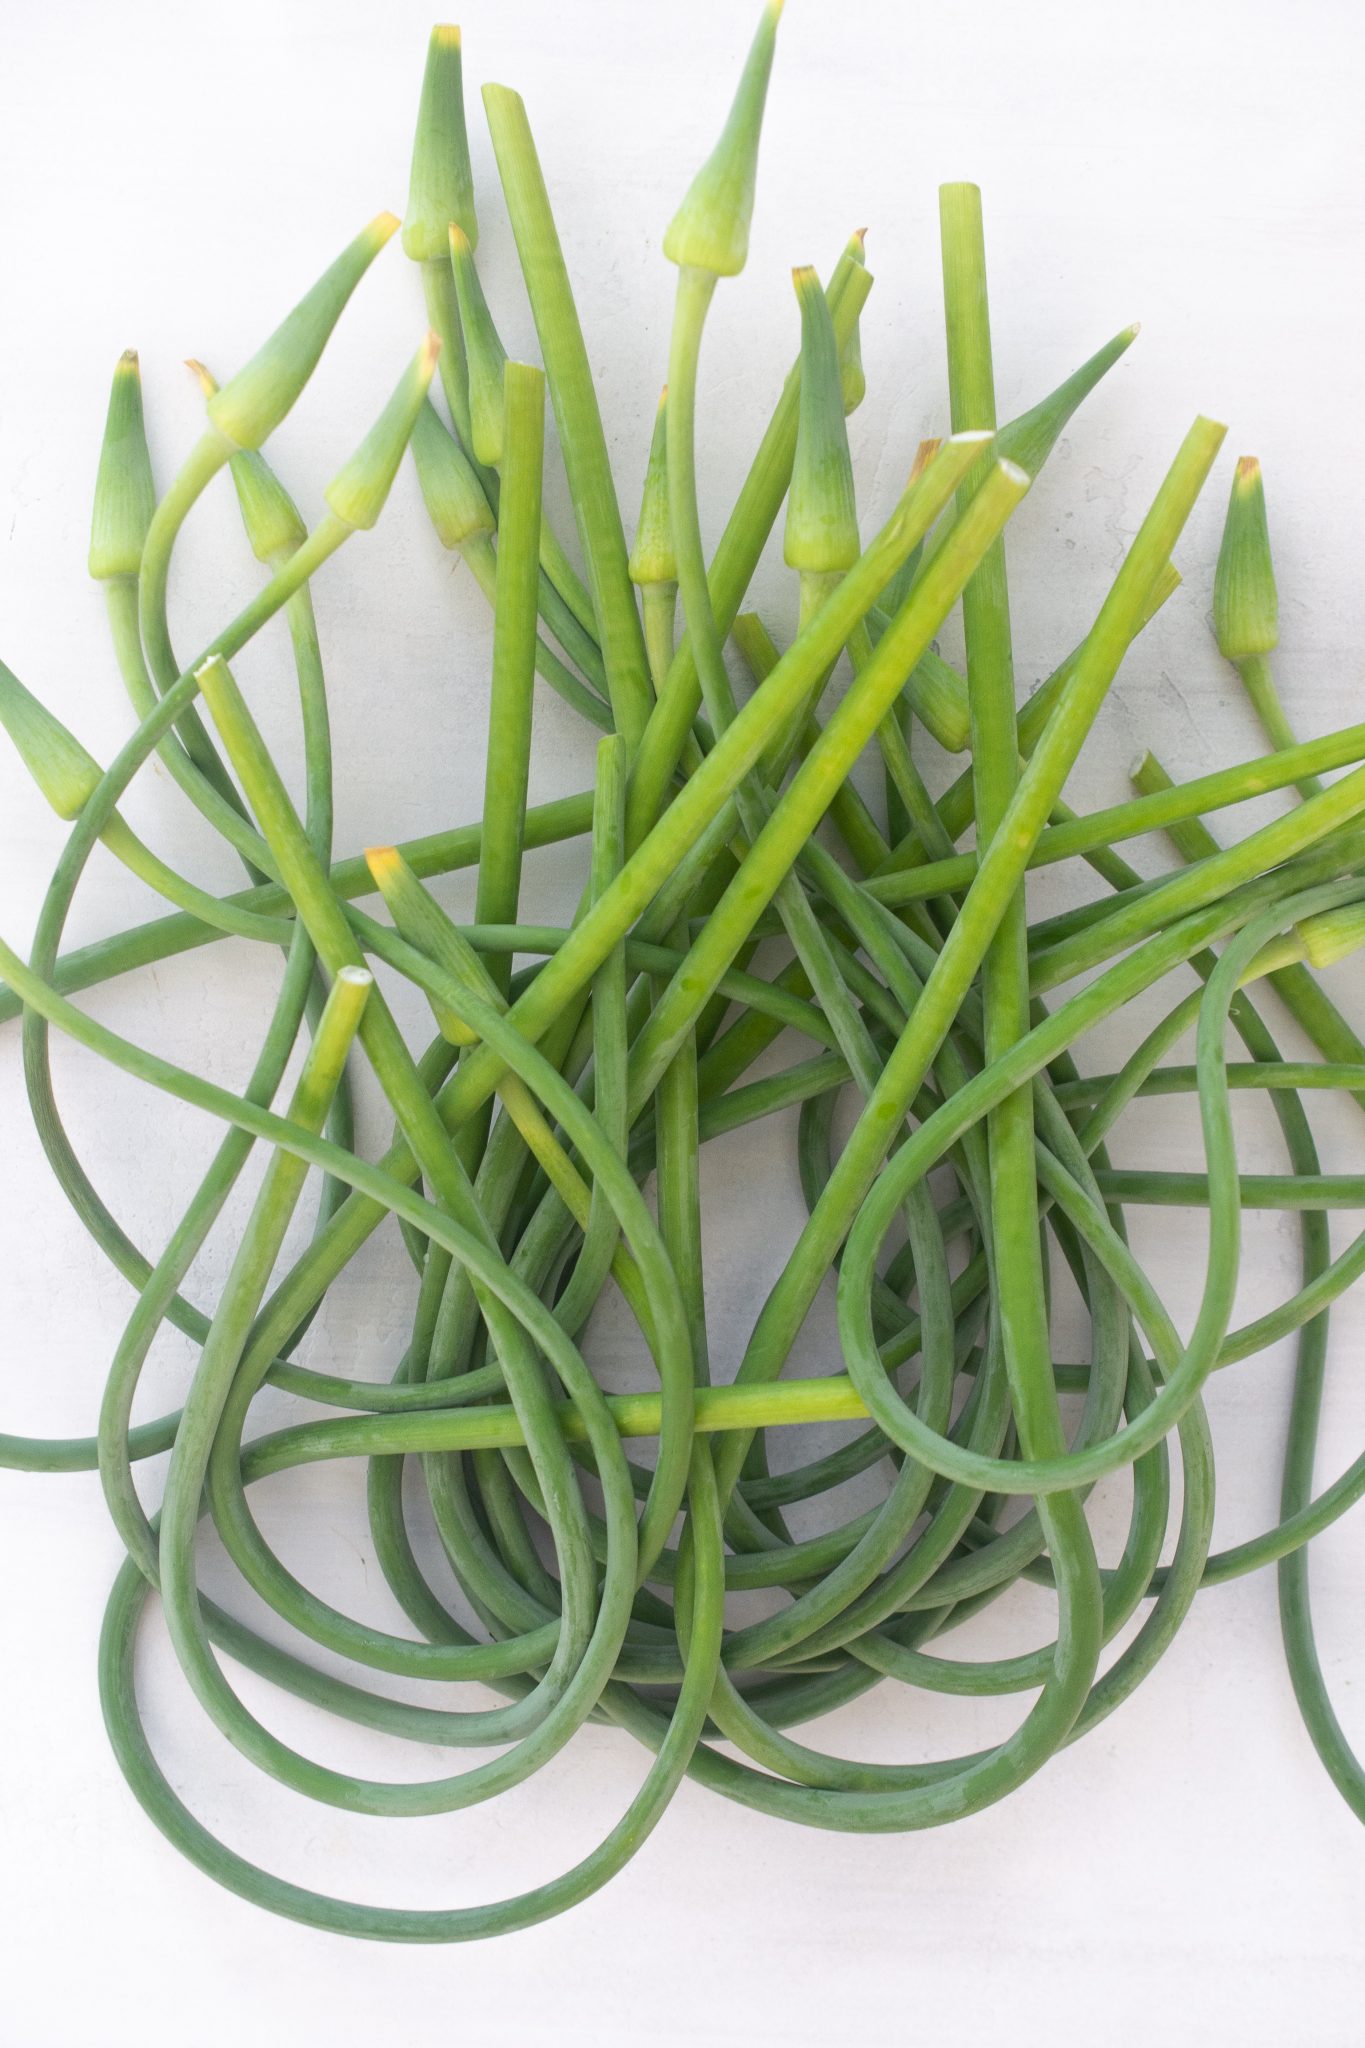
[628,388,676,587]
[410,396,494,548]
[402,25,478,263]
[662,0,783,278]
[88,351,156,582]
[784,265,859,575]
[188,360,308,564]
[325,334,441,531]
[1214,456,1278,662]
[1298,901,1365,971]
[0,660,102,819]
[840,230,867,415]
[207,213,398,451]
[995,323,1140,478]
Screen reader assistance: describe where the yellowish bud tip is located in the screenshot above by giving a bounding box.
[420,330,442,375]
[116,348,140,374]
[768,0,785,17]
[449,220,471,257]
[1235,455,1262,489]
[907,438,943,487]
[792,263,819,288]
[433,23,461,47]
[365,844,401,879]
[371,211,401,244]
[185,358,217,398]
[853,228,868,250]
[657,384,669,409]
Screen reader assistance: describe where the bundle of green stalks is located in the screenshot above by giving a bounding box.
[5,5,1365,1944]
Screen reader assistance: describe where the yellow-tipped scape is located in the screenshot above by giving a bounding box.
[662,1,783,277]
[207,214,399,450]
[324,332,441,531]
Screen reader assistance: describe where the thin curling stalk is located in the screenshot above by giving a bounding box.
[940,180,1077,1498]
[725,412,1225,1497]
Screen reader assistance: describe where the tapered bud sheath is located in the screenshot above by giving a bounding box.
[366,843,497,1045]
[785,265,859,574]
[628,388,676,586]
[840,230,867,415]
[324,334,441,530]
[187,360,308,563]
[410,396,494,546]
[912,648,971,754]
[908,438,943,486]
[1298,901,1365,970]
[449,224,508,466]
[1214,456,1278,661]
[995,322,1139,476]
[206,213,398,450]
[402,25,478,261]
[662,0,783,277]
[88,351,156,581]
[0,660,102,818]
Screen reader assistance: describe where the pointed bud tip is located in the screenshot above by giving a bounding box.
[1235,455,1262,488]
[432,23,461,47]
[116,348,140,376]
[365,844,401,878]
[185,358,216,398]
[906,438,943,487]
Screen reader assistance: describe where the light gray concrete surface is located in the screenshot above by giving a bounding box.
[1,0,1364,2039]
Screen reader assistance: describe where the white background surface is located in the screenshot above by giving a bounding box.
[2,0,1365,2039]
